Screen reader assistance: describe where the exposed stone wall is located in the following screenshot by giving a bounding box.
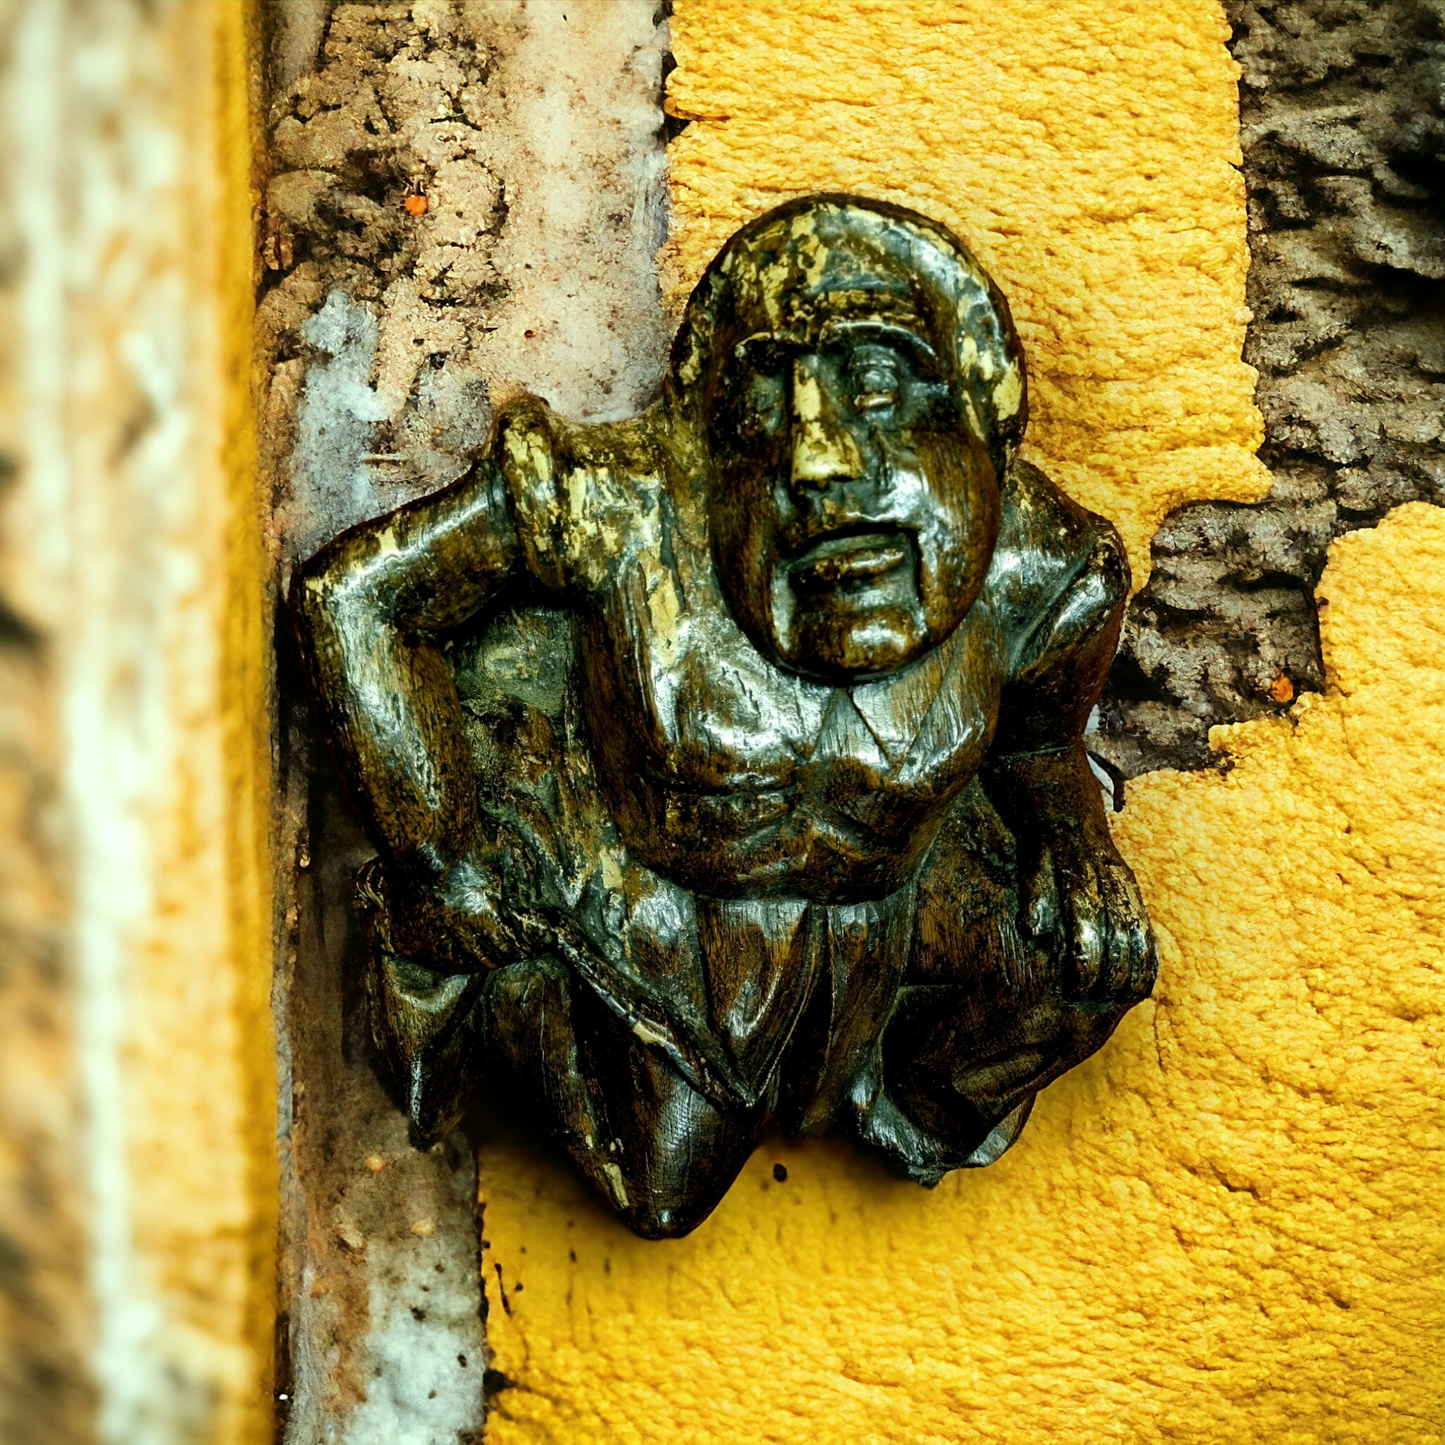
[1093,0,1445,779]
[259,5,672,1440]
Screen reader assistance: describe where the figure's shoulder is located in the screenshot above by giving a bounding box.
[494,395,669,592]
[997,458,1125,571]
[989,458,1129,617]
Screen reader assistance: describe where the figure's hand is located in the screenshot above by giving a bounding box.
[368,855,520,975]
[1021,829,1156,1005]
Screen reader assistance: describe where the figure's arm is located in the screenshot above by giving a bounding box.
[980,475,1155,1005]
[290,457,522,973]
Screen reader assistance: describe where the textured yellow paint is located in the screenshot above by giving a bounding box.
[478,5,1442,1442]
[660,0,1269,586]
[124,6,277,1440]
[219,5,280,1433]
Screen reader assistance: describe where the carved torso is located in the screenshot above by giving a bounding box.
[578,528,1005,901]
[491,405,1102,906]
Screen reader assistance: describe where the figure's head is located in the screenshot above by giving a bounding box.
[667,196,1028,684]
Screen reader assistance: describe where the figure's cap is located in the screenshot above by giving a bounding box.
[668,194,1028,478]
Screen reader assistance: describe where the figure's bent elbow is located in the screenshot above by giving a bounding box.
[289,531,395,675]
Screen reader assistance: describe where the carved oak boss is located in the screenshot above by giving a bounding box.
[293,197,1156,1239]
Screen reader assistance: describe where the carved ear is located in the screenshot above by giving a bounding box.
[958,273,1029,479]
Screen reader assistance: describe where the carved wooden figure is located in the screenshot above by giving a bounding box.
[292,196,1156,1239]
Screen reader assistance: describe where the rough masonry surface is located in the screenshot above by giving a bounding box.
[1097,0,1445,776]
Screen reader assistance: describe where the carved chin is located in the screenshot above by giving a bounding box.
[782,612,929,681]
[767,582,933,682]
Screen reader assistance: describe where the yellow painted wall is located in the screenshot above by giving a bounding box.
[478,3,1443,1442]
[0,4,276,1438]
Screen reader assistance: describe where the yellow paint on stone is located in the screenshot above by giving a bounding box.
[661,0,1269,587]
[478,5,1442,1442]
[124,6,278,1439]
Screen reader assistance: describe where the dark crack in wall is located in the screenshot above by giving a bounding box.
[1090,0,1445,783]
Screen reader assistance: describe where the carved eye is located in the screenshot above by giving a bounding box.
[850,353,902,414]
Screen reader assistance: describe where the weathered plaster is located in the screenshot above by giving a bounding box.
[260,0,671,566]
[261,4,672,1440]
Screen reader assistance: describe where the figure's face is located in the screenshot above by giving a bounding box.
[706,308,1000,684]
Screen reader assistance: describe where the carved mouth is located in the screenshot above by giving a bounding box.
[790,528,912,593]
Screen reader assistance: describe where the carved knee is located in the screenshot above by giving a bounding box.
[487,958,763,1238]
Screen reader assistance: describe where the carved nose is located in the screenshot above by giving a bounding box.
[790,365,863,491]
